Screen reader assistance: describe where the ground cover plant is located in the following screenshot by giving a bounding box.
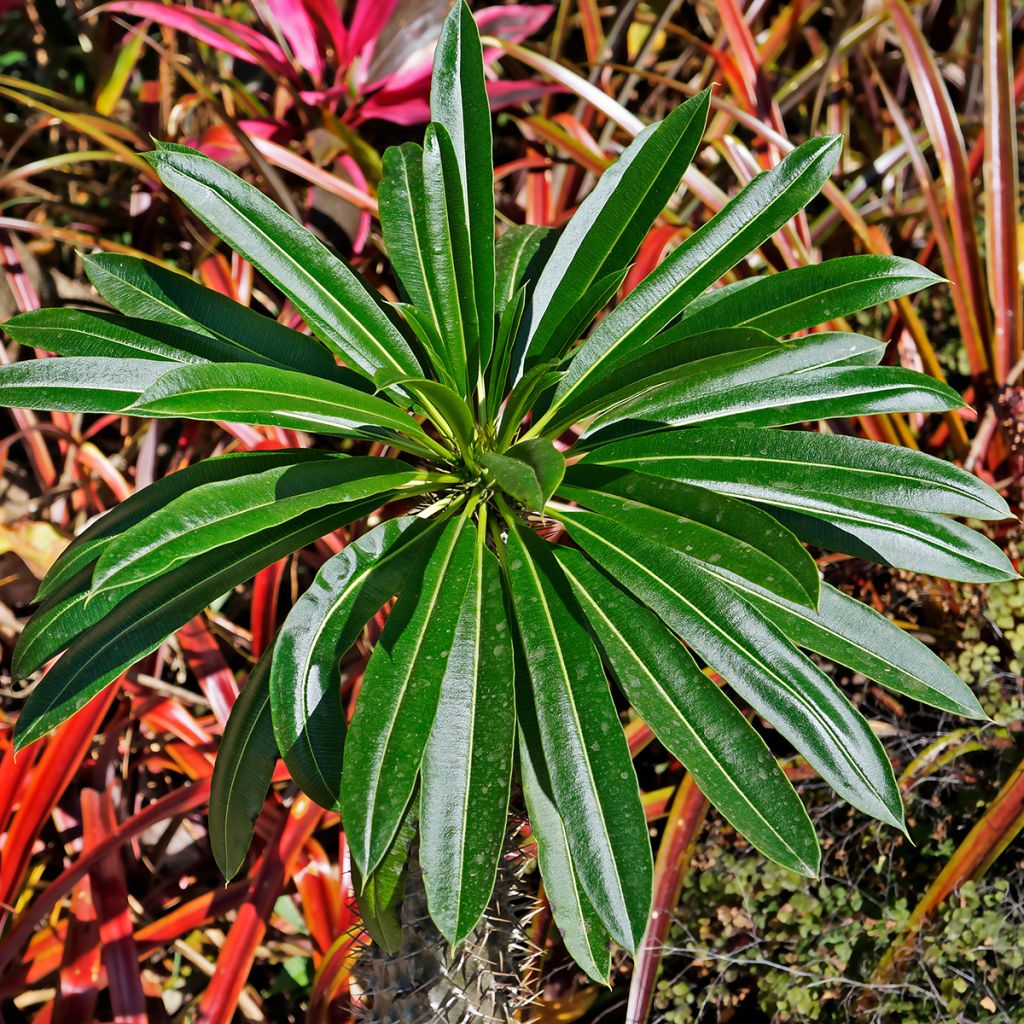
[1,1,1022,1021]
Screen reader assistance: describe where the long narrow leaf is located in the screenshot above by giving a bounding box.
[143,143,422,381]
[552,136,843,416]
[581,428,1011,521]
[271,517,436,810]
[504,520,651,952]
[431,0,495,367]
[343,516,475,877]
[556,548,819,876]
[556,508,905,830]
[83,253,342,379]
[209,652,277,879]
[421,535,515,945]
[517,90,711,371]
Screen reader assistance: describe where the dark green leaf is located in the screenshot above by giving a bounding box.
[210,651,277,879]
[421,536,515,944]
[380,144,435,316]
[518,90,711,370]
[557,508,904,830]
[580,366,965,447]
[765,499,1016,583]
[431,0,495,366]
[581,332,886,435]
[271,517,435,810]
[495,225,552,312]
[729,581,986,719]
[486,284,527,421]
[506,439,565,504]
[552,136,843,415]
[377,375,477,454]
[3,308,249,365]
[481,451,545,508]
[516,656,612,983]
[556,548,819,876]
[15,498,381,749]
[35,450,323,606]
[128,361,439,455]
[504,521,651,952]
[422,122,478,392]
[669,255,942,339]
[91,456,427,595]
[343,516,476,877]
[143,144,422,381]
[552,327,780,425]
[560,464,819,607]
[83,253,342,379]
[581,427,1011,521]
[353,801,418,955]
[0,356,173,412]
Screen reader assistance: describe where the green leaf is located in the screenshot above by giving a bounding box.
[668,255,942,339]
[127,361,438,455]
[765,498,1017,583]
[91,455,427,595]
[392,302,459,389]
[503,520,651,952]
[83,253,342,379]
[551,327,780,425]
[580,366,965,446]
[33,449,322,608]
[0,356,173,412]
[380,145,436,319]
[506,439,566,504]
[343,516,476,877]
[555,548,819,876]
[580,332,886,435]
[557,508,905,830]
[495,225,552,312]
[271,517,435,810]
[431,0,495,366]
[353,801,418,955]
[3,308,251,365]
[422,122,478,392]
[377,375,477,454]
[730,581,987,719]
[559,465,818,607]
[481,439,565,509]
[209,651,277,879]
[496,362,563,446]
[14,498,380,750]
[480,451,545,508]
[142,144,422,381]
[581,427,1011,521]
[516,657,612,983]
[421,535,515,945]
[551,136,843,414]
[486,284,527,421]
[518,90,711,371]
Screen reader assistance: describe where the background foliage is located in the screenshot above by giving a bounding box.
[0,0,1022,1021]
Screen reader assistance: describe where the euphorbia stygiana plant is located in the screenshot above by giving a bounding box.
[0,0,1013,980]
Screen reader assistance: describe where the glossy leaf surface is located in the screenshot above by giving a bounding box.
[342,517,475,877]
[144,143,422,381]
[582,427,1011,521]
[556,548,819,876]
[504,521,652,952]
[83,252,340,378]
[670,255,942,339]
[558,509,904,830]
[421,538,515,944]
[209,652,277,879]
[271,517,434,810]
